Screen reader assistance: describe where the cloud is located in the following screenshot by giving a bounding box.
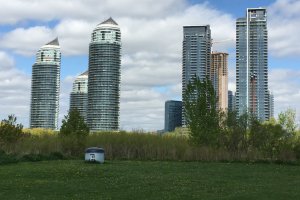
[120,90,167,131]
[268,0,300,56]
[0,2,235,57]
[269,68,300,122]
[0,26,55,56]
[0,0,186,25]
[0,51,30,125]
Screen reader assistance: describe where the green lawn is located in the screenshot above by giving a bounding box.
[0,160,299,199]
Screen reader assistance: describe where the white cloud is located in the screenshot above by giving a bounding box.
[268,0,300,56]
[269,68,300,123]
[0,0,186,25]
[0,52,30,125]
[0,26,55,56]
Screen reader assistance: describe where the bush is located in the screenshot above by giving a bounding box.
[21,152,65,162]
[0,150,18,165]
[294,138,300,159]
[0,115,23,144]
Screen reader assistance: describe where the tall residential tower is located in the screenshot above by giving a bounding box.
[87,18,121,131]
[182,26,211,124]
[70,71,88,122]
[30,38,61,129]
[236,8,269,120]
[211,52,228,111]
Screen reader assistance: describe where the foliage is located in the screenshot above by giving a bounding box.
[59,109,89,156]
[183,76,221,146]
[294,137,300,159]
[278,108,298,136]
[222,111,248,152]
[23,128,57,136]
[60,109,89,137]
[249,118,288,155]
[0,150,18,165]
[0,115,23,144]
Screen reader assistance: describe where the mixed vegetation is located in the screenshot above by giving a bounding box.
[0,78,300,164]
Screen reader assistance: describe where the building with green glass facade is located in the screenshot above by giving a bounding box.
[30,38,61,129]
[87,18,121,131]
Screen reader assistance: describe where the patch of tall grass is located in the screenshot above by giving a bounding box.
[1,129,299,163]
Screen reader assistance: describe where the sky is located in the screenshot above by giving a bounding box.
[0,0,300,131]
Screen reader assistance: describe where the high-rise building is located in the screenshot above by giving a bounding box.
[268,90,274,118]
[30,38,61,129]
[87,17,121,131]
[182,26,211,124]
[236,8,269,120]
[165,100,182,132]
[70,71,88,122]
[228,90,235,112]
[211,52,228,111]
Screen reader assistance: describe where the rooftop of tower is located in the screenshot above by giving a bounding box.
[99,17,118,26]
[46,37,59,46]
[80,71,88,76]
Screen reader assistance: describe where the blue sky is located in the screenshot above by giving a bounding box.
[0,0,299,130]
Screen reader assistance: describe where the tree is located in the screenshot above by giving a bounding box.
[60,109,89,137]
[0,115,23,144]
[60,109,89,156]
[183,76,221,146]
[222,111,248,152]
[278,108,297,137]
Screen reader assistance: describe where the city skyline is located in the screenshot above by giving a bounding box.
[0,0,299,131]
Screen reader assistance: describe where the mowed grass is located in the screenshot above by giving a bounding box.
[0,161,300,199]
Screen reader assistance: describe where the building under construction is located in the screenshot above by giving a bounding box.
[211,52,228,111]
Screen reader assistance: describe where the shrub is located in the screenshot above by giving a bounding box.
[294,138,300,159]
[0,150,18,165]
[0,115,23,144]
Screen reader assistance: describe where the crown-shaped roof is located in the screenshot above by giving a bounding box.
[46,37,59,46]
[99,17,118,26]
[80,71,88,76]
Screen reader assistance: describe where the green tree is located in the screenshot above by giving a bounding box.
[60,109,89,137]
[222,111,248,152]
[248,116,293,159]
[60,109,89,156]
[183,76,220,146]
[278,108,297,137]
[0,115,23,144]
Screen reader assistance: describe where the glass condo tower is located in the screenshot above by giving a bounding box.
[87,18,121,131]
[236,8,269,120]
[30,38,61,129]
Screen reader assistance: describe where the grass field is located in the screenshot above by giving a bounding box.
[0,160,300,199]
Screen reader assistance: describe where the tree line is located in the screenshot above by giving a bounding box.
[183,77,300,159]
